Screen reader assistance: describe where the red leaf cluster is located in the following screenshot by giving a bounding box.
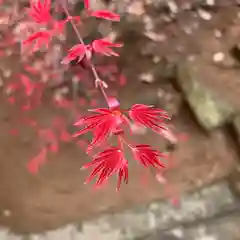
[62,39,123,65]
[74,102,170,189]
[17,0,176,191]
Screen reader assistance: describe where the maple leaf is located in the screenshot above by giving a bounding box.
[92,39,123,57]
[82,147,128,190]
[84,0,90,9]
[129,104,170,135]
[61,44,87,64]
[28,0,52,24]
[131,144,166,169]
[23,31,52,52]
[20,74,35,96]
[73,107,125,151]
[27,148,47,174]
[91,10,120,21]
[62,39,122,65]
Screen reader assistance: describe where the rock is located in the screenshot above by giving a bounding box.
[143,214,240,240]
[154,58,176,80]
[233,114,240,145]
[118,82,160,108]
[177,59,234,130]
[171,214,240,240]
[127,1,145,16]
[8,233,23,240]
[76,181,238,240]
[81,221,121,240]
[44,225,76,240]
[0,230,8,239]
[147,181,238,232]
[80,181,237,240]
[0,181,238,240]
[157,84,182,117]
[88,0,107,11]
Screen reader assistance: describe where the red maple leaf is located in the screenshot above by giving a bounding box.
[131,144,166,169]
[23,31,52,52]
[92,39,123,56]
[91,10,120,22]
[82,147,128,190]
[62,39,122,65]
[61,44,87,64]
[73,107,126,151]
[28,0,52,24]
[84,0,90,9]
[129,104,170,135]
[27,148,47,174]
[20,74,35,96]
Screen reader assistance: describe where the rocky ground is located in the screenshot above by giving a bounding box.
[0,0,240,239]
[1,178,240,239]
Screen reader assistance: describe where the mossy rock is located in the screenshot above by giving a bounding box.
[177,59,234,130]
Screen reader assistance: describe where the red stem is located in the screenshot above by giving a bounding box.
[59,0,110,106]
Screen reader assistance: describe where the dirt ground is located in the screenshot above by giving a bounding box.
[0,0,239,234]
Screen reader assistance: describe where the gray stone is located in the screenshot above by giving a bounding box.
[138,229,184,240]
[0,229,9,238]
[44,225,76,240]
[81,221,121,240]
[79,181,238,240]
[169,214,240,240]
[21,235,32,240]
[142,213,240,240]
[147,181,237,231]
[177,59,234,130]
[8,233,23,240]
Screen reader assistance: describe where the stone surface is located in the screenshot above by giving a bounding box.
[7,234,22,240]
[118,81,160,108]
[177,59,234,130]
[44,225,76,240]
[147,182,238,231]
[0,229,9,238]
[180,215,240,240]
[233,114,240,146]
[0,181,239,240]
[143,213,240,240]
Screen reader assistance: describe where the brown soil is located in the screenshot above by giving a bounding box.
[0,99,237,233]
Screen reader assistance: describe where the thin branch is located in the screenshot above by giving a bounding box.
[59,0,110,106]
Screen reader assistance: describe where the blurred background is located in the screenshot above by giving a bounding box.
[0,0,240,239]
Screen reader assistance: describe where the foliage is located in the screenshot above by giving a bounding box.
[0,0,176,190]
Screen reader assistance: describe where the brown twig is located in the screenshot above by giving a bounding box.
[59,0,110,106]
